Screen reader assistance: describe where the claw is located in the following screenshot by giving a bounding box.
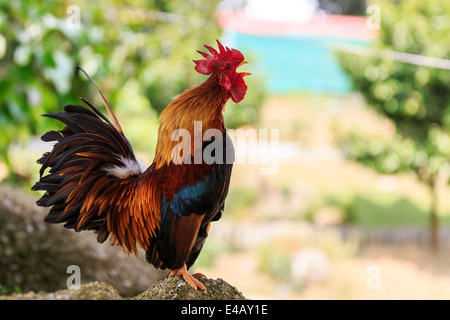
[167,265,207,292]
[192,272,207,278]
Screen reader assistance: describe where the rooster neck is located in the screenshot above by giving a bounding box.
[153,74,228,169]
[166,74,226,129]
[182,74,227,127]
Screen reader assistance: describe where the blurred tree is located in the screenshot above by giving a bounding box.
[338,0,450,249]
[0,0,264,180]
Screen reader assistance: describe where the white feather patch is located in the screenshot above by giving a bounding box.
[104,156,145,179]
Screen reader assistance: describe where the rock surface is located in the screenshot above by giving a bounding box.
[1,277,246,300]
[134,277,246,300]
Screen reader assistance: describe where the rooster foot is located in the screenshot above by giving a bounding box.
[167,264,207,292]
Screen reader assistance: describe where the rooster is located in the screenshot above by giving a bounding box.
[32,40,250,291]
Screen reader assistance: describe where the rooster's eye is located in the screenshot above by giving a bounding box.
[225,65,231,70]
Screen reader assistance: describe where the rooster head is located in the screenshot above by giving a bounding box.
[193,40,250,103]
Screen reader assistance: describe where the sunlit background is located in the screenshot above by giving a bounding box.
[0,0,450,299]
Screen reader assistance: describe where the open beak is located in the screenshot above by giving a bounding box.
[237,61,251,76]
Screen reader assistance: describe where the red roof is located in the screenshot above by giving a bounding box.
[217,11,378,40]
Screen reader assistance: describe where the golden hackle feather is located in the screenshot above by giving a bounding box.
[154,71,226,169]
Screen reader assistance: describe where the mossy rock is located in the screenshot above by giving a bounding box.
[1,282,121,300]
[134,277,246,300]
[1,278,246,300]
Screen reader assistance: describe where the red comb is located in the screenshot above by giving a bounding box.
[193,40,245,75]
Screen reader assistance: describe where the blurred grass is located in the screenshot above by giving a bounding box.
[193,238,236,270]
[331,193,430,227]
[258,244,292,282]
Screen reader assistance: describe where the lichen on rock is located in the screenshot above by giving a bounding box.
[1,281,121,300]
[134,277,246,300]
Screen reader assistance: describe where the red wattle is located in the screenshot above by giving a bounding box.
[230,74,247,103]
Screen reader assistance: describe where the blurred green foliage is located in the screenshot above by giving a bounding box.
[338,0,450,181]
[0,0,265,176]
[338,0,450,247]
[225,186,260,219]
[258,244,292,282]
[194,238,235,269]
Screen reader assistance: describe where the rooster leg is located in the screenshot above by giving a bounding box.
[167,264,207,291]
